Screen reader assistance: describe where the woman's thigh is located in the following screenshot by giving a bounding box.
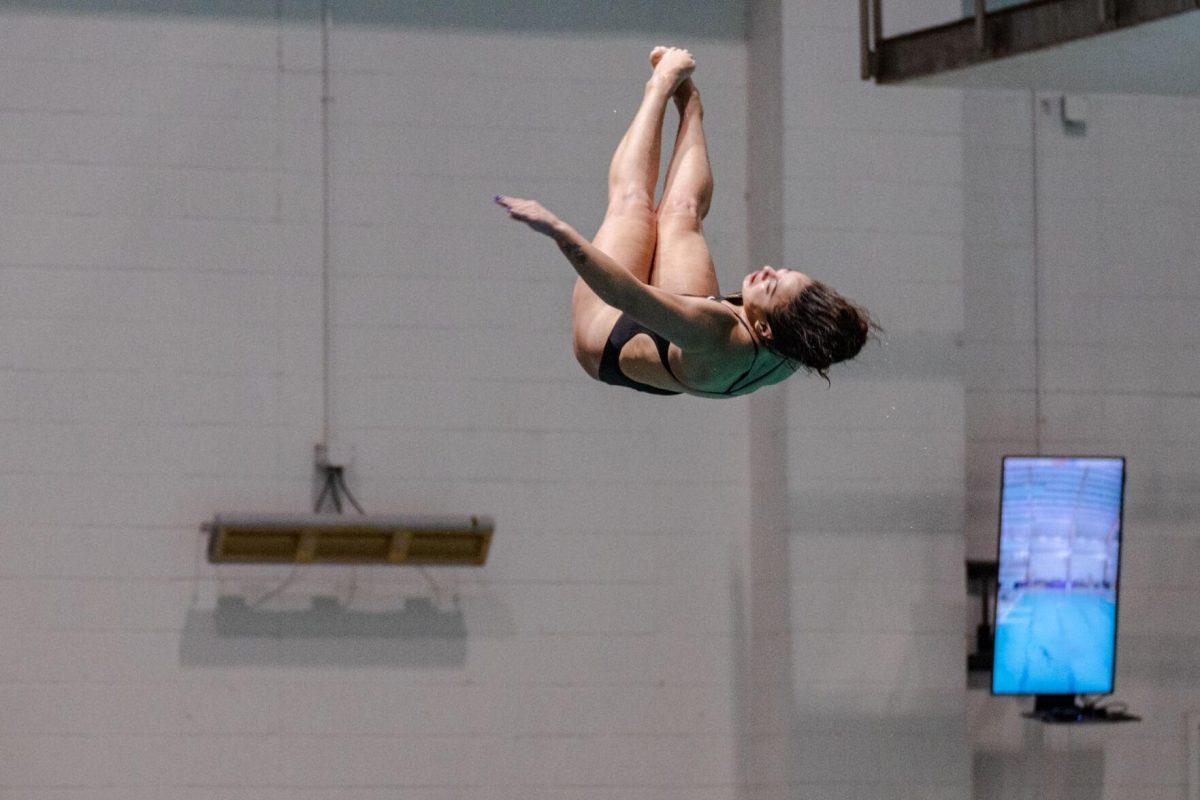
[570,210,657,377]
[651,214,720,297]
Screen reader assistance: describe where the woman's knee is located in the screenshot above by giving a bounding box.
[606,183,656,219]
[658,194,709,224]
[657,202,704,234]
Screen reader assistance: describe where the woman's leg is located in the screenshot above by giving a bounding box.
[650,79,719,297]
[571,47,695,374]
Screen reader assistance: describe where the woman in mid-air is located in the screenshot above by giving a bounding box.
[497,46,877,397]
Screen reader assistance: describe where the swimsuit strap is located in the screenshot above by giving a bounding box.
[598,313,682,396]
[703,294,797,396]
[710,298,760,394]
[653,330,678,380]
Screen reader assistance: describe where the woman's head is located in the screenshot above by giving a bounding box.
[741,265,879,382]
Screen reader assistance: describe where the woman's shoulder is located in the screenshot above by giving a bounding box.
[671,314,759,386]
[656,292,740,351]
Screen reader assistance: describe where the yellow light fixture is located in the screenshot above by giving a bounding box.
[204,513,494,566]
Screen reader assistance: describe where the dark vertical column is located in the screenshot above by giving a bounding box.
[737,1,794,797]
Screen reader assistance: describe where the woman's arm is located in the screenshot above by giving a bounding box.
[496,195,730,351]
[551,223,726,350]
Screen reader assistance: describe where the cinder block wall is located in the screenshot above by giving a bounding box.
[0,3,751,796]
[0,1,974,797]
[735,1,972,798]
[965,89,1200,800]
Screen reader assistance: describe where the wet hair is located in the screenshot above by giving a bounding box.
[762,279,880,384]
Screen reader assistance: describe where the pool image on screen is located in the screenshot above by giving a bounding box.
[992,456,1125,696]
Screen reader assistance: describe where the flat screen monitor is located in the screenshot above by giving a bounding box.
[992,455,1126,696]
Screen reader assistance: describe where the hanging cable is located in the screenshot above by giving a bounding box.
[309,1,453,608]
[270,1,333,613]
[320,0,333,449]
[250,561,305,609]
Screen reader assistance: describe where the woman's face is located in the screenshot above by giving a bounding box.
[741,266,811,338]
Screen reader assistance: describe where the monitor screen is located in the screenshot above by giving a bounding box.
[992,456,1126,696]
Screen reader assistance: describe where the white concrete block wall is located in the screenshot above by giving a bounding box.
[962,88,1037,557]
[0,3,757,798]
[965,89,1200,800]
[4,2,1195,798]
[769,2,971,798]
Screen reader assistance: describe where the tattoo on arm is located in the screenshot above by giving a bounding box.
[555,230,636,310]
[559,240,586,266]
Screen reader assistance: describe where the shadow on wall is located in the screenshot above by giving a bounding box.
[179,594,515,668]
[974,745,1104,800]
[0,0,746,37]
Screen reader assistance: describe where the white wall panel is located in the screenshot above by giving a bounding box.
[778,3,969,798]
[967,88,1200,800]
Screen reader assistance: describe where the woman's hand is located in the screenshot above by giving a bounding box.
[495,195,563,238]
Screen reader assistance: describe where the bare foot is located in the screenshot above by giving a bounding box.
[648,46,695,95]
[651,47,700,110]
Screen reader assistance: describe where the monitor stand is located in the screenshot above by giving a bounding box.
[1022,694,1140,724]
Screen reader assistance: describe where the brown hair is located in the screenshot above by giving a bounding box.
[763,279,880,384]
